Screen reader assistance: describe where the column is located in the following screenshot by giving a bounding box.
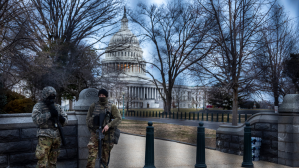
[129,86,130,97]
[151,88,153,99]
[147,87,149,99]
[134,87,136,99]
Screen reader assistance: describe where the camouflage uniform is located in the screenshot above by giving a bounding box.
[32,86,68,168]
[86,98,121,168]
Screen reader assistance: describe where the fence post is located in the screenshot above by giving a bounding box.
[211,113,213,122]
[159,112,160,118]
[185,112,186,120]
[194,122,207,168]
[227,113,229,123]
[222,113,224,122]
[173,112,175,119]
[189,113,191,120]
[241,122,253,167]
[177,112,178,119]
[245,114,247,121]
[144,121,156,168]
[193,113,195,120]
[206,113,208,121]
[216,113,218,122]
[239,113,241,123]
[197,112,199,120]
[202,113,204,121]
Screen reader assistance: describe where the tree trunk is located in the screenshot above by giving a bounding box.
[69,99,73,110]
[164,94,172,114]
[56,91,62,105]
[232,87,238,126]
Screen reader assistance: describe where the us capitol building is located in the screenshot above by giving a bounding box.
[10,8,206,110]
[97,8,206,109]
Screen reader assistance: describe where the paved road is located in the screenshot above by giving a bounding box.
[123,116,243,130]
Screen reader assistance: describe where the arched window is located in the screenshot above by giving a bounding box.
[121,52,123,56]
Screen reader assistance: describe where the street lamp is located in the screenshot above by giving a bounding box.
[122,92,125,119]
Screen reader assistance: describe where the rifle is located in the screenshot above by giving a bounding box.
[51,117,66,146]
[96,113,106,167]
[49,104,66,146]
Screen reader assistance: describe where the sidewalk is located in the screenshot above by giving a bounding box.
[106,133,295,168]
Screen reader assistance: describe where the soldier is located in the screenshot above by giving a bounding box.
[32,86,68,168]
[86,89,122,168]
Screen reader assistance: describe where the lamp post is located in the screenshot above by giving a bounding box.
[122,92,125,119]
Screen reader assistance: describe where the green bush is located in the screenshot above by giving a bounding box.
[1,90,36,114]
[6,90,25,103]
[3,98,35,113]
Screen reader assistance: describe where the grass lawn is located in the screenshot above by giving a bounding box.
[118,119,216,148]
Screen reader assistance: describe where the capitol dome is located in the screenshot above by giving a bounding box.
[102,7,148,80]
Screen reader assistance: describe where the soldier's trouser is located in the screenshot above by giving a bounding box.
[35,136,61,168]
[86,131,114,168]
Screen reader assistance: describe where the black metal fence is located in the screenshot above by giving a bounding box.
[120,110,260,123]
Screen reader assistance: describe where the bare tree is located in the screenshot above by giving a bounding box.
[254,4,298,106]
[13,0,123,104]
[129,1,216,113]
[0,0,34,90]
[192,0,277,125]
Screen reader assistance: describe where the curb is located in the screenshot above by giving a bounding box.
[120,131,216,150]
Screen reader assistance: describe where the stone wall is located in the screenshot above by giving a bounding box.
[216,133,244,156]
[251,122,278,163]
[216,112,279,163]
[0,112,78,168]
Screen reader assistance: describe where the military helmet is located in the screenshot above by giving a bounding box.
[42,86,56,100]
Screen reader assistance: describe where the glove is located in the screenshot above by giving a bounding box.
[59,115,66,124]
[49,104,58,118]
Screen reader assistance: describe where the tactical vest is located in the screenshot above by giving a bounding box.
[39,102,60,129]
[91,101,120,144]
[91,101,113,128]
